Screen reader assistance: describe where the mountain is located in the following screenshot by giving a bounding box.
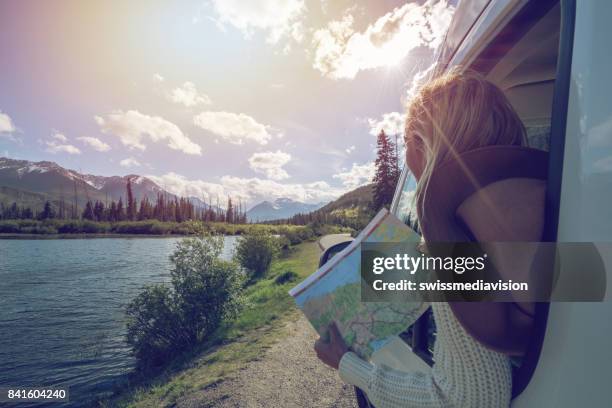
[246,198,326,222]
[0,157,182,211]
[270,184,374,229]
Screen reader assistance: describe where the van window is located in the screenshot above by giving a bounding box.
[393,172,419,233]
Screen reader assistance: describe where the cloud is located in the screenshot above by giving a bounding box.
[168,81,212,107]
[148,172,343,205]
[95,110,202,155]
[368,111,406,136]
[120,157,141,168]
[193,111,273,145]
[333,162,374,189]
[77,136,111,152]
[210,0,306,44]
[312,0,454,79]
[345,145,355,154]
[0,111,17,134]
[249,150,291,180]
[153,73,164,82]
[45,132,81,155]
[52,133,68,143]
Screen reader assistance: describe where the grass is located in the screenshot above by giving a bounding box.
[0,219,344,237]
[102,241,320,408]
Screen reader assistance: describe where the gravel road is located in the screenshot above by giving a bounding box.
[180,315,358,408]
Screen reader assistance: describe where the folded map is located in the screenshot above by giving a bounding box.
[289,208,425,359]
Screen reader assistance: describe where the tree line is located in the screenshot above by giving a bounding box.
[0,178,247,224]
[271,129,402,228]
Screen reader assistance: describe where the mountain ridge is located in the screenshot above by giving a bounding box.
[246,197,326,222]
[0,158,327,218]
[0,157,196,211]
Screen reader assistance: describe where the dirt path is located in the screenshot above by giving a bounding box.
[180,315,358,408]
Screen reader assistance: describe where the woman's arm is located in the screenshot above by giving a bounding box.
[315,301,432,407]
[338,351,441,408]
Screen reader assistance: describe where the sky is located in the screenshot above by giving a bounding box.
[0,0,455,207]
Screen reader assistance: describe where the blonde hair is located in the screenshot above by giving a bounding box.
[405,68,527,221]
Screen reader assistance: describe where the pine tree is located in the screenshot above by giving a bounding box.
[117,197,125,221]
[93,201,105,221]
[226,197,234,224]
[82,201,95,220]
[126,178,136,221]
[372,129,400,211]
[39,201,55,220]
[109,201,117,222]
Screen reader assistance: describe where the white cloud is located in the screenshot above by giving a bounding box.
[168,81,211,107]
[333,162,375,189]
[210,0,306,44]
[148,172,343,205]
[312,0,454,79]
[249,150,291,180]
[345,145,356,154]
[0,111,17,134]
[153,73,164,82]
[95,110,202,155]
[368,111,406,136]
[45,133,81,155]
[193,111,273,145]
[120,157,141,168]
[77,136,111,152]
[52,132,68,143]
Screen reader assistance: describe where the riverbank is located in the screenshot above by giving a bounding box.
[103,241,335,407]
[0,219,350,238]
[0,233,198,239]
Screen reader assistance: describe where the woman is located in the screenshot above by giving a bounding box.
[314,69,546,407]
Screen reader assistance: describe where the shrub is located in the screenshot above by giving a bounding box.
[125,234,243,369]
[125,284,180,367]
[275,235,292,251]
[234,231,280,280]
[274,271,298,285]
[170,236,243,342]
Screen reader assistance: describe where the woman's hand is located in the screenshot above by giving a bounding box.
[314,322,349,370]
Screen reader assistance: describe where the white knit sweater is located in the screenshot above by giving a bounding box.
[338,303,512,408]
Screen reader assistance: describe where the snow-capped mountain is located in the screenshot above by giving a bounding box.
[0,157,176,209]
[246,198,326,222]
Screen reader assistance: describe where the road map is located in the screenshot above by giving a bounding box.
[290,209,425,359]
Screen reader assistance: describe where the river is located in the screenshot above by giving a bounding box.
[0,236,238,407]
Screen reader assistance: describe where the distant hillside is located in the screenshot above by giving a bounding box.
[247,198,325,222]
[316,184,373,215]
[271,184,374,229]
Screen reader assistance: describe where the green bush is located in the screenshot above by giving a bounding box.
[275,235,292,250]
[234,231,281,280]
[125,234,243,370]
[125,284,180,367]
[274,270,298,285]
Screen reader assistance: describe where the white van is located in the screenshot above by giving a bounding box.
[332,0,612,406]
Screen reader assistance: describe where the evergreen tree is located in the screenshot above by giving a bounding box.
[93,201,105,221]
[82,201,95,220]
[39,201,55,220]
[21,206,33,219]
[126,178,136,221]
[372,129,399,211]
[109,201,118,222]
[226,197,234,224]
[117,197,125,221]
